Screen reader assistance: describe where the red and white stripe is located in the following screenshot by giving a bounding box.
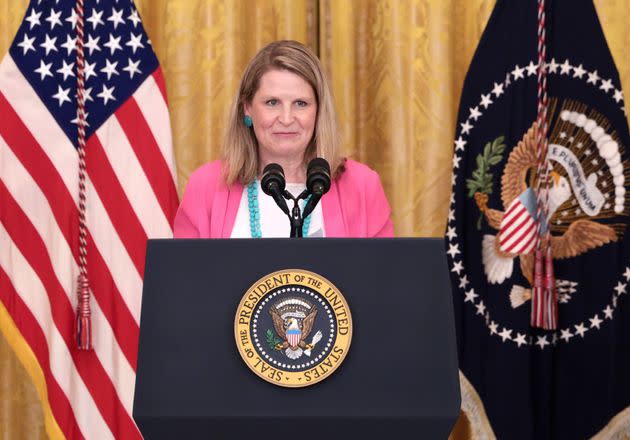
[498,200,539,255]
[288,333,301,348]
[0,50,178,439]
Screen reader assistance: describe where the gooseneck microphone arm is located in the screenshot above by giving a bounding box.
[260,159,331,238]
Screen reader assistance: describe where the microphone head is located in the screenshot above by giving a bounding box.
[306,158,331,195]
[261,163,286,196]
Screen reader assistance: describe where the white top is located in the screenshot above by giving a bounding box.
[230,181,326,238]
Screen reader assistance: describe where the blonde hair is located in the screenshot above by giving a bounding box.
[222,40,343,185]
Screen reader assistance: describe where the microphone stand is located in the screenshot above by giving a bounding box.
[283,189,310,238]
[263,158,329,238]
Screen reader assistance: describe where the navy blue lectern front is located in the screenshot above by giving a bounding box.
[133,238,460,439]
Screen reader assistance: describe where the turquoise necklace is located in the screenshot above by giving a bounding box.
[247,180,312,238]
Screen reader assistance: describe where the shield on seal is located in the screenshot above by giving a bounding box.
[287,328,301,348]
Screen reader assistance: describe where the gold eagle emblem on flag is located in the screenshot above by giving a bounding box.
[474,101,625,307]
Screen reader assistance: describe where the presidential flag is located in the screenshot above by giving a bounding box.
[0,0,178,438]
[447,1,630,438]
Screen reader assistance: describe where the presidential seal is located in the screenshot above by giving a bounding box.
[234,269,352,387]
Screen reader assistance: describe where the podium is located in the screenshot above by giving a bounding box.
[133,238,460,439]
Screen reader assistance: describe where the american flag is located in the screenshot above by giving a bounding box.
[0,0,178,438]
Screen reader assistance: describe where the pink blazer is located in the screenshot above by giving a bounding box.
[173,159,394,238]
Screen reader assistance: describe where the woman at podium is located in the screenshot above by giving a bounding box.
[174,40,394,238]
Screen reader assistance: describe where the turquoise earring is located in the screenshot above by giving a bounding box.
[243,115,253,127]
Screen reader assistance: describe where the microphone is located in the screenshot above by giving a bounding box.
[302,158,331,220]
[261,163,289,216]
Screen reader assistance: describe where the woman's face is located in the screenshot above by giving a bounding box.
[245,69,317,166]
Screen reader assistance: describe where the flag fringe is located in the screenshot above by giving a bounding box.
[458,371,497,440]
[591,404,630,440]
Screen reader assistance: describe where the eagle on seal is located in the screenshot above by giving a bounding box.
[269,298,318,359]
[474,122,618,306]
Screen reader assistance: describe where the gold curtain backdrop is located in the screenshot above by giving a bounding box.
[1,0,630,438]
